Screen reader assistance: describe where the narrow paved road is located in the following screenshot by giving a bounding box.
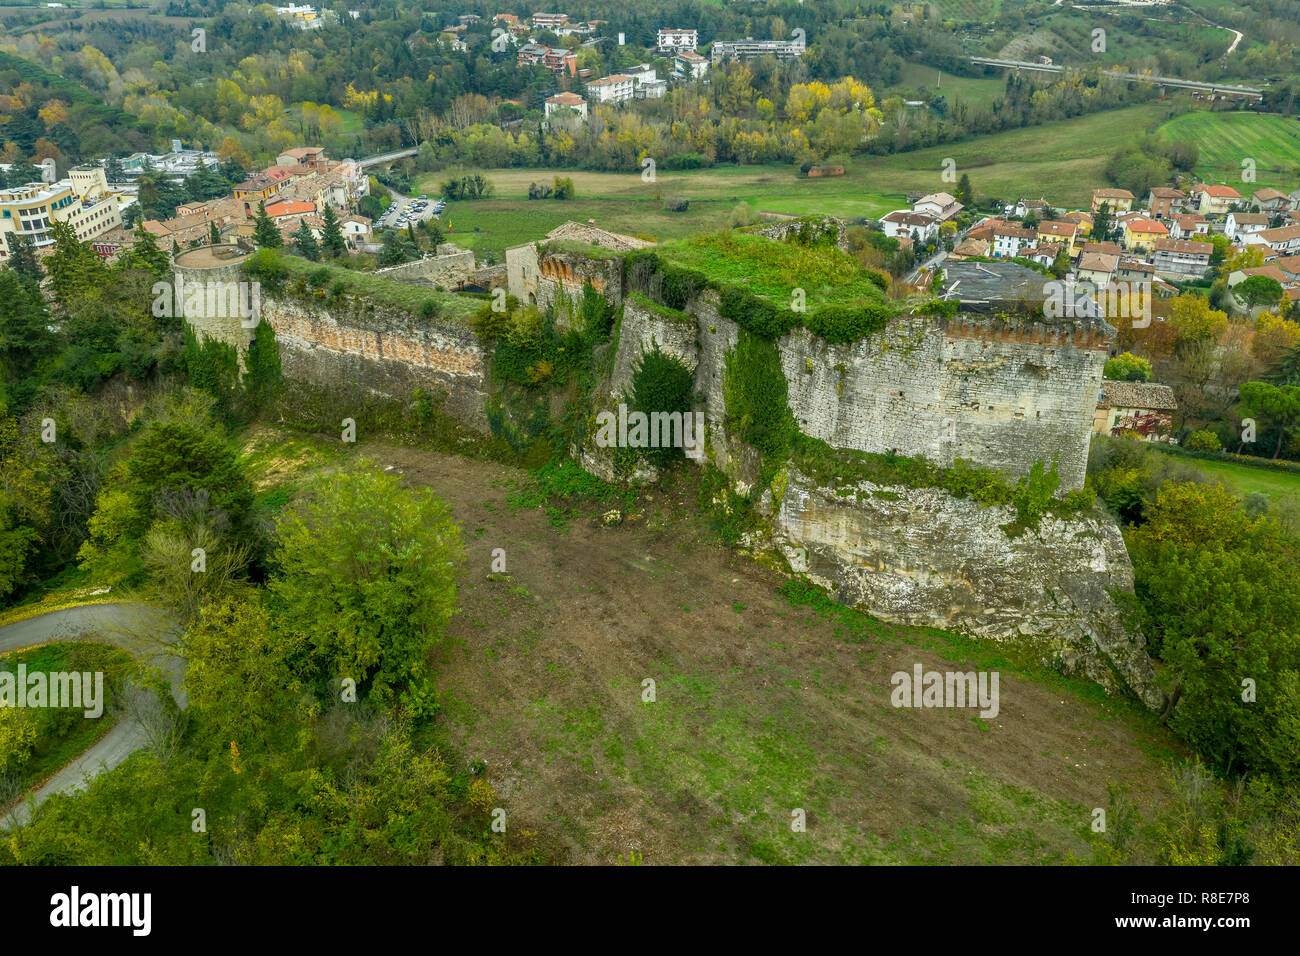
[0,603,184,830]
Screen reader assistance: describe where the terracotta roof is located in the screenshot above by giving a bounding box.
[1198,184,1242,198]
[1082,241,1126,257]
[1153,238,1210,255]
[1254,188,1288,202]
[1125,218,1168,234]
[1098,380,1177,411]
[1094,188,1134,199]
[265,200,315,218]
[1078,252,1118,273]
[1037,220,1076,238]
[1260,225,1300,243]
[1231,212,1269,226]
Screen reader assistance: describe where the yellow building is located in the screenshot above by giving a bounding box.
[0,166,121,257]
[1122,217,1168,253]
[1035,221,1078,256]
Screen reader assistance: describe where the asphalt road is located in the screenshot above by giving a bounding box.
[0,603,184,830]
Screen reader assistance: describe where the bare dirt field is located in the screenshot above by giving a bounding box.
[329,438,1182,865]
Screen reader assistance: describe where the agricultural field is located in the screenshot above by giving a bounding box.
[421,166,899,259]
[1157,111,1300,193]
[888,62,1009,110]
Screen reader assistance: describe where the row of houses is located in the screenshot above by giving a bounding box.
[133,147,372,256]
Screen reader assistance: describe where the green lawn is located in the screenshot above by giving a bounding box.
[1189,457,1300,508]
[1158,112,1300,194]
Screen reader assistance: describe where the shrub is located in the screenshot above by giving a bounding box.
[1012,458,1061,527]
[663,196,689,213]
[722,330,796,461]
[1183,429,1222,453]
[803,303,893,344]
[1104,351,1153,382]
[628,348,695,466]
[718,287,794,340]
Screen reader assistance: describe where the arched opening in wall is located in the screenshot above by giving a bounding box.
[528,292,537,305]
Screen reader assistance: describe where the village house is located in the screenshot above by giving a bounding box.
[1093,381,1177,441]
[1077,252,1118,287]
[1168,213,1209,239]
[657,28,697,52]
[1061,210,1093,237]
[586,73,635,105]
[948,238,991,260]
[544,91,588,120]
[1091,188,1134,214]
[990,221,1036,258]
[517,43,577,76]
[674,50,709,80]
[1122,217,1168,253]
[1226,211,1270,240]
[1253,224,1300,255]
[913,192,963,222]
[1036,220,1078,256]
[881,210,939,243]
[1228,265,1293,314]
[1116,258,1155,283]
[1253,187,1289,215]
[1146,187,1185,219]
[1081,240,1127,259]
[1194,183,1243,216]
[1151,237,1212,280]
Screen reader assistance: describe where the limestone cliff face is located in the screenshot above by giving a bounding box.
[594,294,1163,709]
[259,295,490,431]
[759,471,1162,708]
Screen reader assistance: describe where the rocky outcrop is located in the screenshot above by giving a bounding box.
[757,469,1162,708]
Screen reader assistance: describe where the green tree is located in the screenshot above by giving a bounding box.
[1235,275,1284,310]
[1237,381,1300,459]
[319,205,347,258]
[1127,482,1300,781]
[267,460,463,713]
[252,202,283,248]
[955,172,972,206]
[1104,352,1153,382]
[7,234,42,284]
[0,269,56,383]
[291,221,320,261]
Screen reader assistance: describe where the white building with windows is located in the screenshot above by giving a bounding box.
[657,28,697,52]
[586,73,635,105]
[0,166,122,257]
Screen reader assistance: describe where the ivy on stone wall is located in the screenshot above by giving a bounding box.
[722,330,797,464]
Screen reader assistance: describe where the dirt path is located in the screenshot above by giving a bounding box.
[360,441,1177,864]
[0,603,184,830]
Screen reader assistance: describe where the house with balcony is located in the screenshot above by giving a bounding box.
[1151,238,1212,279]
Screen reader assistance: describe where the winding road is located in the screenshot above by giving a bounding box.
[0,603,185,830]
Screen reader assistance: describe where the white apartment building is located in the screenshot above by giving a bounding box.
[0,166,122,257]
[586,73,635,105]
[657,28,697,52]
[674,50,709,80]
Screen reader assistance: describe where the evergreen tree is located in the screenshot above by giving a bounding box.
[320,205,347,258]
[210,222,221,244]
[253,202,283,248]
[44,221,108,308]
[1094,202,1113,244]
[7,234,42,285]
[292,221,320,261]
[119,225,171,282]
[955,172,972,206]
[0,269,55,383]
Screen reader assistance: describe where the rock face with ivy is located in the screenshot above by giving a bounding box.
[759,469,1162,709]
